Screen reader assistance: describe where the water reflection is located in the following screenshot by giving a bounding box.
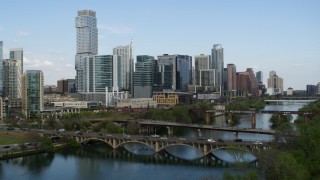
[164,145,203,161]
[212,148,257,163]
[123,142,155,156]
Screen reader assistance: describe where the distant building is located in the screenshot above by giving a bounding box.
[153,91,193,106]
[256,71,263,84]
[267,71,283,95]
[10,48,23,73]
[116,98,157,108]
[227,64,236,92]
[306,84,317,96]
[155,54,192,92]
[21,70,44,118]
[0,41,3,96]
[211,44,224,90]
[44,85,57,94]
[57,79,76,94]
[75,10,98,92]
[317,82,320,95]
[287,87,293,96]
[52,101,102,108]
[134,55,156,98]
[236,68,259,97]
[113,42,134,95]
[3,59,22,98]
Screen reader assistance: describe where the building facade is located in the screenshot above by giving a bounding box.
[75,10,98,92]
[156,54,192,92]
[256,71,263,84]
[0,41,3,96]
[57,79,76,94]
[22,70,44,117]
[10,48,23,73]
[113,42,134,94]
[306,85,317,96]
[3,59,22,98]
[227,64,237,92]
[267,71,284,95]
[211,44,224,89]
[134,55,156,98]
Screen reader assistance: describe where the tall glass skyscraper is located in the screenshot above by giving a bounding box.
[134,55,156,98]
[22,70,44,117]
[0,41,3,96]
[156,54,192,92]
[83,55,118,92]
[113,42,134,94]
[3,59,22,98]
[256,71,263,83]
[75,10,98,92]
[211,44,224,89]
[10,48,23,73]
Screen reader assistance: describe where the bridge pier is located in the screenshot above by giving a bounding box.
[198,129,202,137]
[167,126,173,135]
[251,113,256,129]
[233,132,239,139]
[205,112,211,124]
[304,115,308,124]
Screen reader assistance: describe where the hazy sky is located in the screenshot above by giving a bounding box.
[1,0,319,90]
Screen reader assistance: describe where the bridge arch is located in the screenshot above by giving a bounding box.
[115,141,154,150]
[79,138,113,148]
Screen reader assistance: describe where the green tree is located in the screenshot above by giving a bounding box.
[40,135,54,153]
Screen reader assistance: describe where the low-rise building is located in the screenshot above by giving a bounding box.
[116,98,157,108]
[52,101,102,108]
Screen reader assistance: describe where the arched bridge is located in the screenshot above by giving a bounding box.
[45,132,271,156]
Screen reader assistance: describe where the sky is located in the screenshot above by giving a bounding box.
[0,0,319,90]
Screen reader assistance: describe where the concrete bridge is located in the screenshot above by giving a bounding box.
[113,119,275,139]
[45,132,271,156]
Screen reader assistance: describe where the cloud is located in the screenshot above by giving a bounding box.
[24,57,53,68]
[98,24,133,34]
[17,31,31,36]
[65,64,73,68]
[48,48,63,54]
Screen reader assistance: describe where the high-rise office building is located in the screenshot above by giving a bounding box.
[267,71,283,95]
[3,59,22,98]
[316,82,320,95]
[211,44,224,89]
[134,55,156,98]
[0,41,3,96]
[227,64,237,92]
[194,54,212,86]
[156,54,192,92]
[306,85,317,96]
[84,55,118,92]
[75,10,98,92]
[10,48,23,73]
[236,68,259,97]
[22,70,44,118]
[256,71,263,84]
[113,42,134,94]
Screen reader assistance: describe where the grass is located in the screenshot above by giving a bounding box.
[0,130,40,145]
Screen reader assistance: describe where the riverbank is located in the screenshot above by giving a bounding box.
[0,143,68,160]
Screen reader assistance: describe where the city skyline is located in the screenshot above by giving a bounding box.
[0,0,319,90]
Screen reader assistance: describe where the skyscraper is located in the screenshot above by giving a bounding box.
[0,41,3,96]
[267,71,283,95]
[256,71,263,84]
[113,42,134,94]
[194,54,212,86]
[10,48,23,73]
[156,54,192,92]
[22,70,44,118]
[134,55,156,98]
[75,10,98,92]
[211,44,224,89]
[227,64,236,92]
[3,59,22,98]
